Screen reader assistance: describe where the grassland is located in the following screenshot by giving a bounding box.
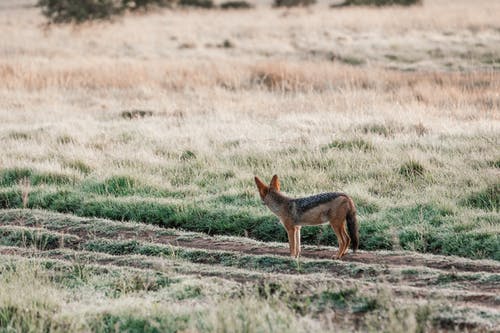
[0,0,499,331]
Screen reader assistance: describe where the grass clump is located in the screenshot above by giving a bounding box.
[360,122,403,137]
[63,159,93,175]
[461,183,499,212]
[321,138,375,152]
[56,134,76,145]
[7,131,32,140]
[85,175,141,196]
[399,160,425,180]
[358,221,394,250]
[0,227,80,250]
[0,168,74,187]
[314,288,358,311]
[337,55,366,66]
[398,225,499,260]
[0,168,32,187]
[487,159,500,169]
[180,150,197,161]
[120,109,154,119]
[92,313,190,333]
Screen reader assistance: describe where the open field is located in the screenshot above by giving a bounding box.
[0,0,499,331]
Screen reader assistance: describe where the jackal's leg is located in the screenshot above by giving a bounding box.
[294,227,301,258]
[340,222,351,257]
[286,228,296,258]
[331,224,344,259]
[338,225,347,258]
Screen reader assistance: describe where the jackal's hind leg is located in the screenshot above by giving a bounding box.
[331,224,344,259]
[340,222,351,257]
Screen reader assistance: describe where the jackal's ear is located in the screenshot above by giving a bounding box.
[254,176,268,199]
[270,174,280,191]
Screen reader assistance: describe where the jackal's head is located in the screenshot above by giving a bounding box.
[254,175,280,205]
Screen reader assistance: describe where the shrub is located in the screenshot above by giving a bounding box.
[273,0,315,7]
[332,0,422,7]
[178,0,214,8]
[219,0,253,9]
[38,0,124,23]
[38,0,172,24]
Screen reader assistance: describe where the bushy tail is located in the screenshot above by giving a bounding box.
[346,198,359,252]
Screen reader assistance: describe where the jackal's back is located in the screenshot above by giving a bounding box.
[292,192,345,214]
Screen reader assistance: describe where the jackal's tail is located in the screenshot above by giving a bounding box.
[346,197,359,252]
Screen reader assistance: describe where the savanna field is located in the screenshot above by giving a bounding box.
[0,0,499,331]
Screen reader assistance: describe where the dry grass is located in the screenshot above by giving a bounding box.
[0,0,499,222]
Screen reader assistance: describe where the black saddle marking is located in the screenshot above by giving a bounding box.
[291,192,345,214]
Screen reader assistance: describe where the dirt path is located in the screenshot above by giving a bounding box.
[0,246,498,313]
[2,222,499,300]
[167,237,500,274]
[3,216,500,274]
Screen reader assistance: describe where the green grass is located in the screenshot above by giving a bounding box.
[321,138,375,153]
[0,168,75,187]
[461,183,499,212]
[0,179,498,259]
[0,226,81,250]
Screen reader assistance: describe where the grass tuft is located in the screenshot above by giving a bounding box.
[399,160,426,180]
[0,168,74,187]
[321,138,375,152]
[461,183,500,212]
[120,110,154,119]
[63,160,93,175]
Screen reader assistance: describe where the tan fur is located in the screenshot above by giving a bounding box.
[255,175,357,259]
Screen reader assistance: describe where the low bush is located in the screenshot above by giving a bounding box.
[37,0,173,23]
[333,0,422,7]
[178,0,214,8]
[273,0,315,8]
[219,1,253,9]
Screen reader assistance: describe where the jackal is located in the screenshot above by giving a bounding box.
[255,175,359,259]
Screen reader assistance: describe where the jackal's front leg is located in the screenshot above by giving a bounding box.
[294,227,301,258]
[286,228,296,258]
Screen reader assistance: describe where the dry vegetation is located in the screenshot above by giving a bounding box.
[0,0,499,331]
